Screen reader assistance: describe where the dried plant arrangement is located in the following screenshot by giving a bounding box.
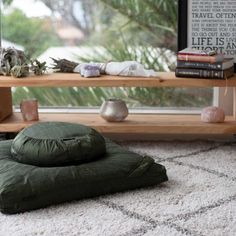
[0,47,47,78]
[51,58,78,73]
[30,59,47,76]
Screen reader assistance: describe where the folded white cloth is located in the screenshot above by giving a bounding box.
[73,61,158,77]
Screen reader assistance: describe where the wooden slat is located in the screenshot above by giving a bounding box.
[1,113,236,134]
[0,88,12,122]
[0,72,235,88]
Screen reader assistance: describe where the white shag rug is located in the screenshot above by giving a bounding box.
[0,140,236,236]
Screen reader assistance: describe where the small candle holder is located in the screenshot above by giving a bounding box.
[20,99,39,121]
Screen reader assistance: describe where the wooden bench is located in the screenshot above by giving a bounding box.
[1,72,236,135]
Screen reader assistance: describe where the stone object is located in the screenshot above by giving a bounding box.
[20,99,39,122]
[100,99,129,122]
[80,65,100,78]
[201,106,225,123]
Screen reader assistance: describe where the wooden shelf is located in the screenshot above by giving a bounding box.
[1,113,236,134]
[0,72,235,88]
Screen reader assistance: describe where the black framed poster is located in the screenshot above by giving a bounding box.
[178,0,236,70]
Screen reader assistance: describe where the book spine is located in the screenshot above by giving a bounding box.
[177,61,222,70]
[178,52,209,56]
[175,68,224,79]
[177,54,222,63]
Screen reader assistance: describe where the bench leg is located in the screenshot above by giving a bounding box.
[0,88,13,122]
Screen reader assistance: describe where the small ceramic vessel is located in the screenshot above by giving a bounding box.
[100,99,129,122]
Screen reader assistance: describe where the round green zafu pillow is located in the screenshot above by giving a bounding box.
[11,122,106,167]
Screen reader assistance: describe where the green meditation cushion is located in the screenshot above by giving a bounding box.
[11,122,106,167]
[0,122,168,214]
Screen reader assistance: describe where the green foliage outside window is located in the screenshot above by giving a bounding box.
[2,9,62,58]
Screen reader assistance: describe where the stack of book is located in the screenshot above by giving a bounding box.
[175,48,234,79]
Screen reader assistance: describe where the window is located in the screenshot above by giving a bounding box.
[3,0,215,112]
